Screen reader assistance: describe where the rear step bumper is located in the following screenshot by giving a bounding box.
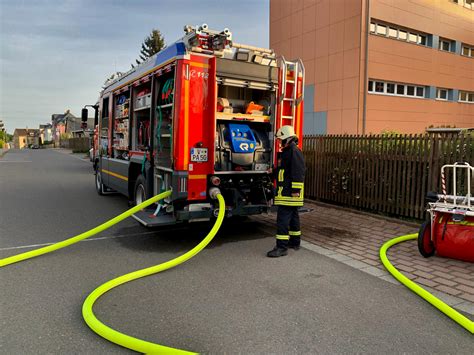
[132,210,178,227]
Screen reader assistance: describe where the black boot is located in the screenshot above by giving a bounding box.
[267,246,288,257]
[289,236,301,250]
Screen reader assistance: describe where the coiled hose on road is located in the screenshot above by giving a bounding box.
[1,190,227,353]
[380,234,474,334]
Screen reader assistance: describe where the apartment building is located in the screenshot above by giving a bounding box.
[270,0,474,134]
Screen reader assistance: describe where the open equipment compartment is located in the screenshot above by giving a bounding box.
[112,89,130,160]
[214,62,277,173]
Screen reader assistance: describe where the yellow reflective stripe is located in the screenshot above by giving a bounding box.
[278,169,284,182]
[277,186,283,198]
[275,195,304,201]
[276,235,289,240]
[289,231,301,236]
[291,182,304,188]
[102,169,128,182]
[447,221,474,226]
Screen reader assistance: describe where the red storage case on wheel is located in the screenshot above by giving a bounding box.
[432,213,474,262]
[418,162,474,263]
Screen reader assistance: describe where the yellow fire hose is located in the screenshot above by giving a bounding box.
[380,234,474,334]
[1,190,227,353]
[2,194,472,352]
[0,190,172,267]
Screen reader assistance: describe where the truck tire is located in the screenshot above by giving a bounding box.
[418,221,435,258]
[134,175,147,206]
[95,169,106,195]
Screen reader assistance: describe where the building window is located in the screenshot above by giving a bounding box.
[375,81,384,92]
[439,39,452,52]
[436,88,448,100]
[396,84,405,95]
[450,0,473,10]
[416,87,424,97]
[398,30,407,40]
[408,33,418,43]
[388,27,398,38]
[368,79,426,99]
[461,44,473,57]
[387,83,395,94]
[370,20,428,47]
[376,24,387,35]
[459,91,474,103]
[418,35,427,45]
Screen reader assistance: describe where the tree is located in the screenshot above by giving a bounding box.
[134,29,165,67]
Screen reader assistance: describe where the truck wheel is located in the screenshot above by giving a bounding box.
[418,221,435,258]
[95,169,105,195]
[134,175,147,206]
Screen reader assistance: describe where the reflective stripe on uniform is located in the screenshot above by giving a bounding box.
[278,169,285,182]
[291,182,304,188]
[289,231,301,236]
[276,234,290,240]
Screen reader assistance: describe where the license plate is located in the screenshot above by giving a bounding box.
[190,148,208,162]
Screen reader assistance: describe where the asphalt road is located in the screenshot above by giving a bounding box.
[1,149,473,354]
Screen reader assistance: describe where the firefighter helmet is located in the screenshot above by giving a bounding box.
[275,125,296,141]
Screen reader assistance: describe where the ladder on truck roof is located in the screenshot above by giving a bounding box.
[278,57,305,130]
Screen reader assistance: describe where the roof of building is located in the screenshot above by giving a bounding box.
[52,111,76,124]
[14,129,28,136]
[14,128,40,136]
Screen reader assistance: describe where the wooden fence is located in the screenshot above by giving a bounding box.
[302,133,474,220]
[61,137,91,152]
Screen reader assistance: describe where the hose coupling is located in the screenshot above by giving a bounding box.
[209,187,221,200]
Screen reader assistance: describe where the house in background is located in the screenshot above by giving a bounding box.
[39,123,53,143]
[13,128,40,148]
[51,110,76,145]
[66,115,95,137]
[13,129,27,149]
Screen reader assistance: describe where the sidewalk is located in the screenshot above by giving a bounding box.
[254,200,474,315]
[0,148,9,158]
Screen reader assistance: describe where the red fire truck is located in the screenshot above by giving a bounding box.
[82,24,305,227]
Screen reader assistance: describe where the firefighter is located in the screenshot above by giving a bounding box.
[267,125,305,257]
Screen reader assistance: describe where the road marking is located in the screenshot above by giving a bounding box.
[0,231,160,251]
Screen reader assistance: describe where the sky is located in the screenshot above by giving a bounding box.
[0,0,269,133]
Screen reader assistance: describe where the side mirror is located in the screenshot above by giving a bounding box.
[81,108,88,122]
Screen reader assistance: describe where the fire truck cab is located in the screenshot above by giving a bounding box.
[87,24,305,227]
